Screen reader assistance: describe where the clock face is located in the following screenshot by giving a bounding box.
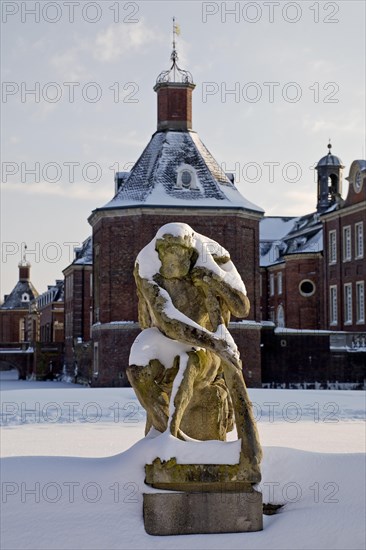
[354,170,362,193]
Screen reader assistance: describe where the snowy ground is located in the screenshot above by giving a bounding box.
[0,369,365,550]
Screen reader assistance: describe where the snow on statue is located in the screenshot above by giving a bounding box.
[127,222,262,481]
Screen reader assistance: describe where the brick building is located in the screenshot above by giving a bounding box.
[36,279,64,343]
[0,261,38,343]
[259,144,357,331]
[89,51,264,387]
[260,214,324,329]
[322,159,366,334]
[63,236,93,380]
[260,146,365,387]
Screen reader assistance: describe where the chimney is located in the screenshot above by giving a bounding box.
[19,262,30,282]
[154,81,195,131]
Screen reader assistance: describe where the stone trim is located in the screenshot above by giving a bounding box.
[92,322,140,334]
[229,322,262,330]
[321,201,366,221]
[89,206,263,227]
[283,252,322,261]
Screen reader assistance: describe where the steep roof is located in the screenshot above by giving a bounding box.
[260,213,323,267]
[102,130,264,214]
[1,280,38,310]
[73,236,93,266]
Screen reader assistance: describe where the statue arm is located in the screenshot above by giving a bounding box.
[136,274,241,371]
[191,266,250,319]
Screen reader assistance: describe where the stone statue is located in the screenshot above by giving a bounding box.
[127,222,262,481]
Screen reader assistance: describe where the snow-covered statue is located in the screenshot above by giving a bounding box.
[127,222,262,482]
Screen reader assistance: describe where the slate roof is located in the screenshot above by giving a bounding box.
[73,236,92,265]
[102,130,264,214]
[260,213,323,267]
[1,280,38,310]
[36,280,64,309]
[317,153,343,167]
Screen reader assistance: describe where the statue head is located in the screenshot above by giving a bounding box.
[155,223,198,279]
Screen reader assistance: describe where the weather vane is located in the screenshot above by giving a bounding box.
[155,17,193,85]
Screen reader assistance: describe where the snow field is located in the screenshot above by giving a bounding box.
[0,371,365,549]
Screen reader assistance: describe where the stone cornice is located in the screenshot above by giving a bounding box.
[283,252,322,261]
[92,322,140,334]
[321,201,366,221]
[88,205,263,228]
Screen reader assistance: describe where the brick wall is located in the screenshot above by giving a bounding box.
[323,206,366,330]
[64,265,92,373]
[0,310,27,342]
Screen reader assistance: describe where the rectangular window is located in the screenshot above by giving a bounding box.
[328,230,337,264]
[343,226,351,261]
[355,222,364,259]
[19,318,25,342]
[93,343,99,377]
[277,272,283,295]
[269,273,275,296]
[330,286,338,325]
[344,284,352,324]
[356,281,365,323]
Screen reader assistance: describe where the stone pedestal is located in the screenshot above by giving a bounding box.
[144,458,263,535]
[143,489,263,535]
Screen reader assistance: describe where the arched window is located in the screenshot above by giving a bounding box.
[327,173,339,200]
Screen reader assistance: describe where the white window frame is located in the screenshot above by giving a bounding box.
[175,164,199,191]
[277,272,283,295]
[355,222,364,259]
[344,283,352,325]
[328,230,337,264]
[329,285,338,325]
[276,305,285,328]
[356,281,365,324]
[343,226,352,262]
[269,273,275,296]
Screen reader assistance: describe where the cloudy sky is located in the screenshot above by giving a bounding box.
[1,0,365,296]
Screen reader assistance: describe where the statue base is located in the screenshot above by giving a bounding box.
[143,458,263,535]
[143,489,263,535]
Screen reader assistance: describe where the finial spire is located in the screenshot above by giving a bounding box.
[19,244,29,266]
[327,139,332,155]
[155,18,193,85]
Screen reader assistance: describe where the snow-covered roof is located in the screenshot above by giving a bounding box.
[101,130,264,214]
[36,280,64,309]
[260,217,299,241]
[73,236,92,265]
[1,280,38,310]
[260,213,323,267]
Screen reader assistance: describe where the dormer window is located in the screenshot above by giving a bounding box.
[175,164,199,190]
[181,170,192,188]
[21,293,29,302]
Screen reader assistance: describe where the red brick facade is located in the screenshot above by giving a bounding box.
[155,83,195,131]
[0,310,27,342]
[322,161,366,330]
[63,264,92,372]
